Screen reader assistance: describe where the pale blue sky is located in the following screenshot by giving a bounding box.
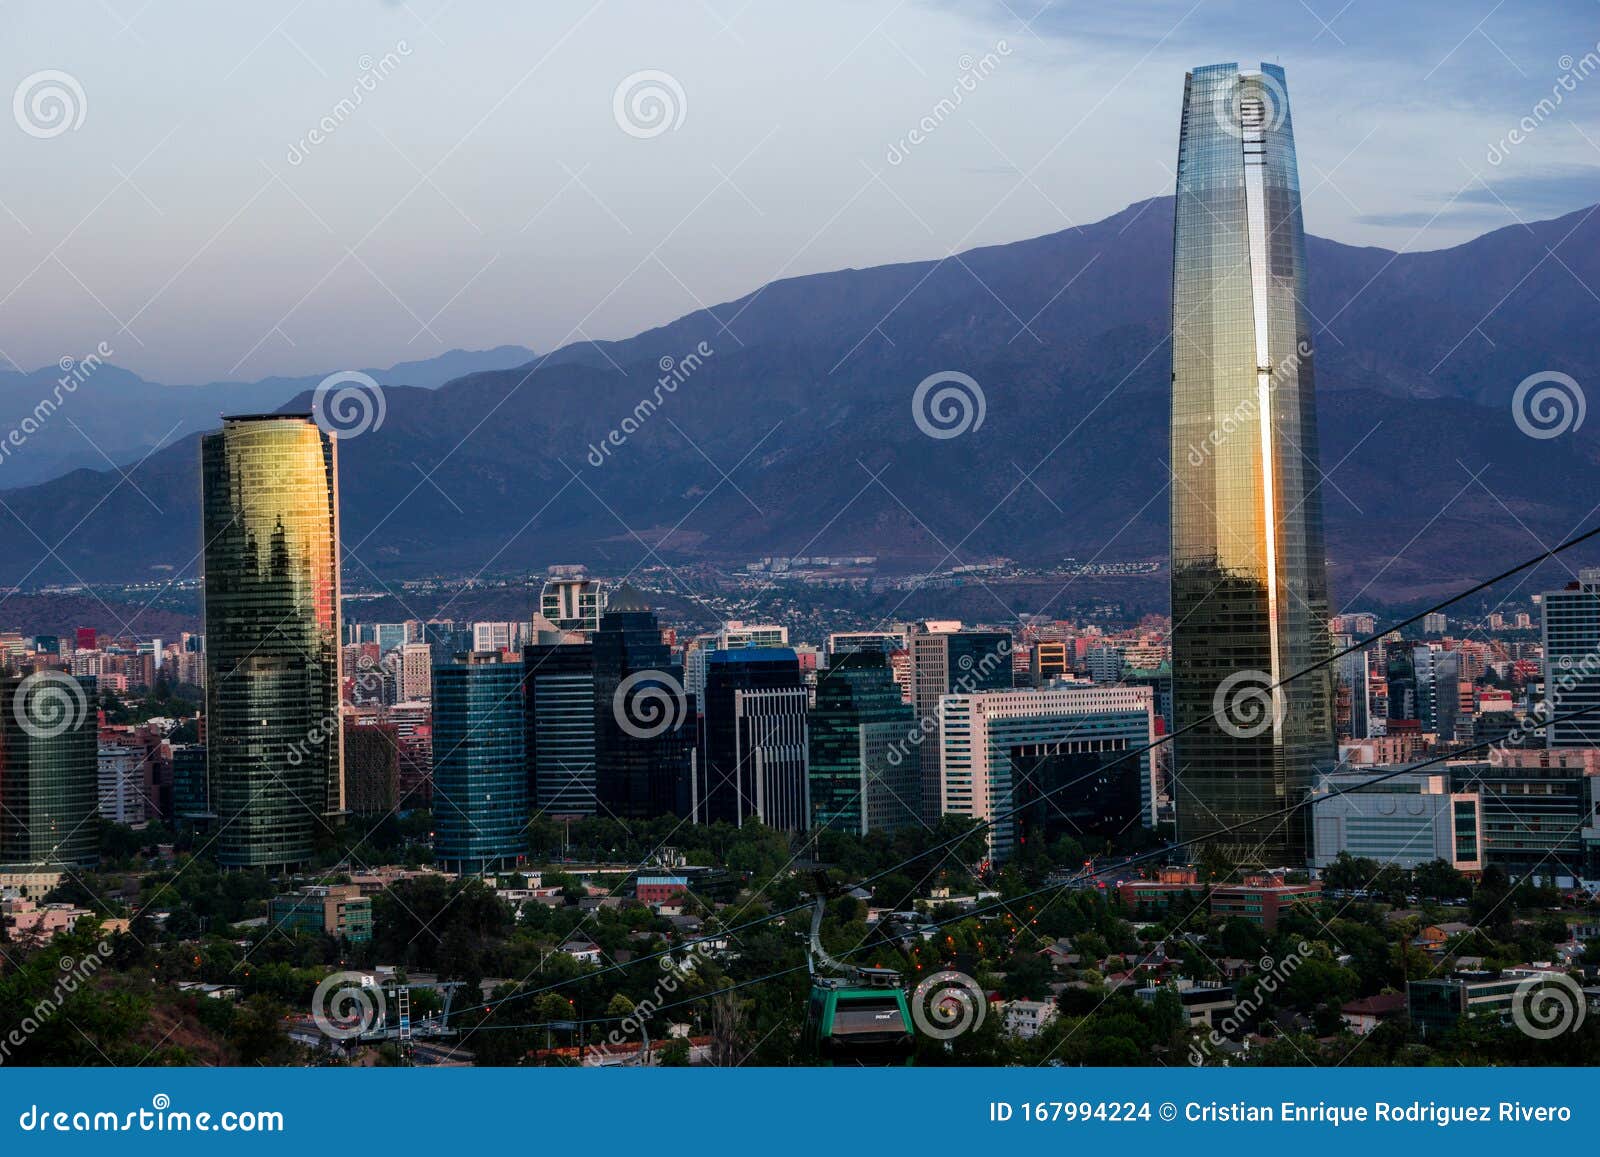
[2,0,1596,381]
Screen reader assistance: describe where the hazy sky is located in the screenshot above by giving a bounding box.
[2,0,1596,381]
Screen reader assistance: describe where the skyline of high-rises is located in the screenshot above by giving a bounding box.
[1168,63,1336,866]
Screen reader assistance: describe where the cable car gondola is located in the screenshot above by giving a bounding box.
[801,876,915,1065]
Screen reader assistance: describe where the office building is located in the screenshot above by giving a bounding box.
[0,672,98,870]
[202,414,343,870]
[397,642,433,702]
[431,652,528,874]
[1310,766,1482,871]
[1541,570,1600,747]
[268,884,373,943]
[96,744,147,824]
[809,651,920,835]
[938,685,1157,861]
[592,585,693,820]
[1413,646,1462,740]
[343,722,401,817]
[908,623,1013,824]
[472,621,528,654]
[522,641,598,815]
[1168,63,1335,864]
[1029,640,1070,686]
[826,630,906,659]
[541,576,607,636]
[696,649,808,829]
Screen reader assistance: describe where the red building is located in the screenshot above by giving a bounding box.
[635,875,689,904]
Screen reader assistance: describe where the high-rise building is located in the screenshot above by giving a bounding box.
[97,744,147,824]
[343,722,401,817]
[1029,640,1070,686]
[696,648,808,829]
[397,642,433,702]
[522,641,597,815]
[1540,570,1600,748]
[541,576,608,636]
[938,685,1157,862]
[202,414,342,870]
[809,651,920,834]
[908,623,1013,823]
[1168,63,1335,864]
[0,672,98,870]
[592,584,692,820]
[1413,646,1462,741]
[431,652,527,874]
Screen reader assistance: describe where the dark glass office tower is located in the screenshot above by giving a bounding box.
[697,648,807,827]
[592,584,692,820]
[522,641,597,814]
[0,671,98,869]
[432,653,527,874]
[202,415,342,869]
[1169,63,1334,865]
[809,651,919,835]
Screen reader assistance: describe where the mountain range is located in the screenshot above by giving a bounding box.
[2,195,1597,612]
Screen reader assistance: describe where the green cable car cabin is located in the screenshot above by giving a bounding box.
[804,969,914,1064]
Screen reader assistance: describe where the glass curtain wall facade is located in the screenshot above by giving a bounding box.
[810,651,918,834]
[202,415,342,870]
[432,654,528,874]
[522,642,597,815]
[1169,64,1334,864]
[0,672,98,869]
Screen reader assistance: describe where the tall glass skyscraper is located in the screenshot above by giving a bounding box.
[1169,63,1335,865]
[202,414,343,869]
[432,652,528,874]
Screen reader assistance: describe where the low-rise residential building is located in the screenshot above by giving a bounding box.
[1136,978,1236,1027]
[1002,999,1059,1038]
